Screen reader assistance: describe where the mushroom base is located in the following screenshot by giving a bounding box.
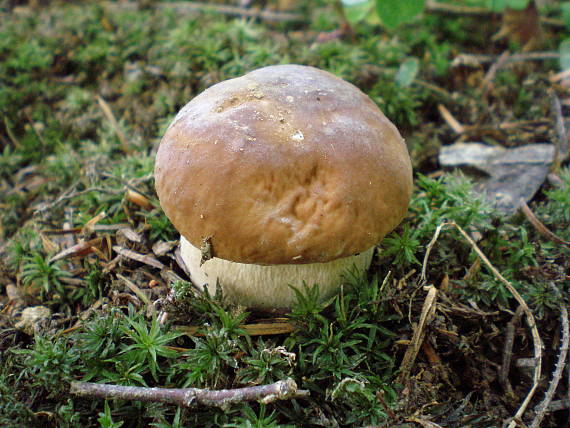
[180,236,375,310]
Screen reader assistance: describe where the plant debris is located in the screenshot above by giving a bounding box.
[0,1,568,426]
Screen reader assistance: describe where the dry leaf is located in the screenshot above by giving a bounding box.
[493,2,543,51]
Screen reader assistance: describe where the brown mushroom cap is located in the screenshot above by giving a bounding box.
[155,64,413,265]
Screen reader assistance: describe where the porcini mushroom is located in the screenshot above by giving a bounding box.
[154,64,412,310]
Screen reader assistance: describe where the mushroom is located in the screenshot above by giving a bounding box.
[154,64,412,310]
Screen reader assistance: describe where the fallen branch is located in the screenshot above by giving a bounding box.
[34,184,123,213]
[71,378,309,408]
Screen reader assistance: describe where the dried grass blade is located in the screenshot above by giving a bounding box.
[113,245,165,269]
[48,237,103,263]
[448,222,543,428]
[520,200,570,247]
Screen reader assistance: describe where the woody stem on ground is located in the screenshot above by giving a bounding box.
[71,378,309,408]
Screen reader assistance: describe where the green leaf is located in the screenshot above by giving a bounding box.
[342,0,374,25]
[375,0,425,30]
[395,57,419,87]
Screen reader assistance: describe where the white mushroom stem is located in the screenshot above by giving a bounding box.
[180,236,375,309]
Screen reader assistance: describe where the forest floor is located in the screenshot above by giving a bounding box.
[0,1,569,427]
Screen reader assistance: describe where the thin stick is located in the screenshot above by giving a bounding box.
[398,285,438,384]
[71,379,309,408]
[448,222,543,428]
[35,185,123,213]
[113,245,166,270]
[425,1,563,28]
[176,322,295,337]
[117,273,151,306]
[420,222,446,286]
[500,306,524,394]
[529,283,569,428]
[454,51,559,66]
[480,50,510,94]
[520,200,570,247]
[103,1,304,23]
[438,104,465,134]
[550,92,569,172]
[425,0,492,16]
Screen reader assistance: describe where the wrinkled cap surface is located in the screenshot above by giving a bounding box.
[155,64,413,265]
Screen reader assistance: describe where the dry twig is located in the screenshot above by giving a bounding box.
[520,200,570,247]
[453,51,559,66]
[425,1,563,28]
[550,92,569,171]
[117,274,151,306]
[35,184,122,213]
[480,51,510,94]
[176,322,294,337]
[103,1,304,23]
[113,245,165,270]
[398,285,438,384]
[500,306,524,394]
[71,378,309,408]
[529,283,569,428]
[437,104,465,134]
[48,237,103,264]
[420,222,446,286]
[448,222,543,428]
